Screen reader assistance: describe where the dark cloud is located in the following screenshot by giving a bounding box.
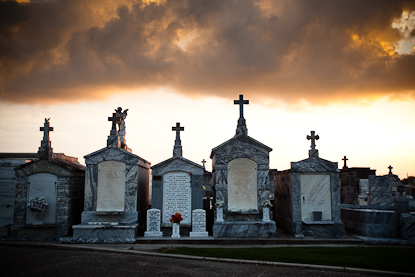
[0,0,414,105]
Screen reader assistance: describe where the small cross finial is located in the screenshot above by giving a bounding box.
[234,94,249,118]
[234,94,249,135]
[40,118,54,142]
[172,122,184,157]
[38,118,54,160]
[388,165,393,174]
[306,131,319,150]
[342,156,348,169]
[201,159,206,169]
[108,113,121,131]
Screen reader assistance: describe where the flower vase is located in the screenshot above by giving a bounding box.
[262,207,270,222]
[171,223,180,238]
[217,207,224,222]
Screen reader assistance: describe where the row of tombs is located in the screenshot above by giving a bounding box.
[1,96,414,243]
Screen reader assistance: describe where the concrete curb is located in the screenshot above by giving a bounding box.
[1,241,413,276]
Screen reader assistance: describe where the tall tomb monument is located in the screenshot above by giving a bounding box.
[68,108,151,243]
[273,131,345,237]
[11,118,85,240]
[151,122,207,236]
[211,95,276,237]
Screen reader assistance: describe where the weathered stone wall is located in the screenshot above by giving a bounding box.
[12,159,85,240]
[0,160,28,228]
[273,171,293,234]
[339,168,376,204]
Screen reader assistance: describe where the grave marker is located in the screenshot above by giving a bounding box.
[189,209,208,237]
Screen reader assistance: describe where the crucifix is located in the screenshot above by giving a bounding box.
[306,131,319,150]
[201,159,206,169]
[172,122,184,143]
[40,118,54,142]
[342,156,348,169]
[388,165,393,174]
[234,94,249,119]
[172,122,184,157]
[234,94,249,135]
[108,113,121,131]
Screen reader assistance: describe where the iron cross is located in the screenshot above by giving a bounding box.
[342,156,348,168]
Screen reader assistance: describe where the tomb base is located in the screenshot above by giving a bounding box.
[212,221,276,238]
[61,224,137,243]
[301,221,345,237]
[189,231,209,237]
[144,231,163,237]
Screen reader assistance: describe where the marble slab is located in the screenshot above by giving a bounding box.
[96,161,126,211]
[227,158,258,212]
[300,174,332,221]
[144,208,163,237]
[26,173,57,225]
[190,209,208,237]
[162,171,191,225]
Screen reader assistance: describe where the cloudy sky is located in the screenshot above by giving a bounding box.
[1,0,414,178]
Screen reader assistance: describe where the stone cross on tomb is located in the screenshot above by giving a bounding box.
[388,165,393,175]
[307,131,319,150]
[201,159,206,169]
[38,118,54,160]
[234,94,249,135]
[234,94,249,119]
[40,118,54,142]
[172,122,184,157]
[108,113,121,132]
[342,156,348,169]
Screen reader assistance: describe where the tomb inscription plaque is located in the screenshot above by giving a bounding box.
[162,171,191,224]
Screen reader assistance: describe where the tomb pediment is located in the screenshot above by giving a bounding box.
[151,156,204,173]
[291,156,338,172]
[84,146,150,167]
[210,134,272,163]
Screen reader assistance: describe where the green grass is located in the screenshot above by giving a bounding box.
[157,247,415,273]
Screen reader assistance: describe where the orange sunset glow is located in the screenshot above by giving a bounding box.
[0,0,414,179]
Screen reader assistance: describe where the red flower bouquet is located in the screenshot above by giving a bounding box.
[169,212,183,224]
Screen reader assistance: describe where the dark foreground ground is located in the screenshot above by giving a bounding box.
[0,245,379,277]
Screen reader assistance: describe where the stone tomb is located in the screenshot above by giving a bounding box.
[68,108,151,243]
[368,166,401,207]
[144,208,163,237]
[273,131,345,237]
[0,153,37,234]
[11,119,85,240]
[151,122,206,236]
[339,160,376,204]
[211,95,276,237]
[190,209,208,237]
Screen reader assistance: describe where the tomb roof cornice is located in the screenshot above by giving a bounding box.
[151,155,204,170]
[84,146,150,165]
[210,134,272,159]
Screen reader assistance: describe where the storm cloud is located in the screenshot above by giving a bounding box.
[1,0,414,105]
